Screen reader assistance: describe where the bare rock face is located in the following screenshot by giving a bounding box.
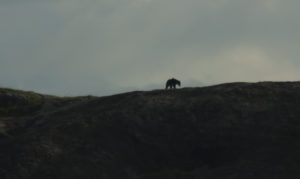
[1,82,300,179]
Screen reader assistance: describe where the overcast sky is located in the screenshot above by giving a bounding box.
[1,0,300,96]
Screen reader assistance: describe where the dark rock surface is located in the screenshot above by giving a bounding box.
[1,82,300,178]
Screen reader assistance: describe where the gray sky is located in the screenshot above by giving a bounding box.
[1,0,300,96]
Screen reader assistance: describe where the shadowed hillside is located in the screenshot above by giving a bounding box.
[1,82,300,178]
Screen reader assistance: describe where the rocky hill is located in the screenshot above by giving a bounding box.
[1,82,300,179]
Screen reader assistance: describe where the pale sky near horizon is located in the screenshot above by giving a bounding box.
[1,0,300,96]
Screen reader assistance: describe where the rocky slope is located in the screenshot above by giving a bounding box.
[1,82,300,179]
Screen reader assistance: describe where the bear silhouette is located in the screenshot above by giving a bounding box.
[165,78,181,89]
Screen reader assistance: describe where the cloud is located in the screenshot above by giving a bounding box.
[263,0,280,11]
[1,0,300,95]
[172,44,300,84]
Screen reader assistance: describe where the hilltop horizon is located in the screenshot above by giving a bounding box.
[1,80,299,97]
[1,81,300,178]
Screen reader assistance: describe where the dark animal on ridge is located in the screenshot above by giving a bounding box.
[166,78,181,89]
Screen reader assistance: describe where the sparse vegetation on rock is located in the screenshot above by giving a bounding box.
[1,82,300,178]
